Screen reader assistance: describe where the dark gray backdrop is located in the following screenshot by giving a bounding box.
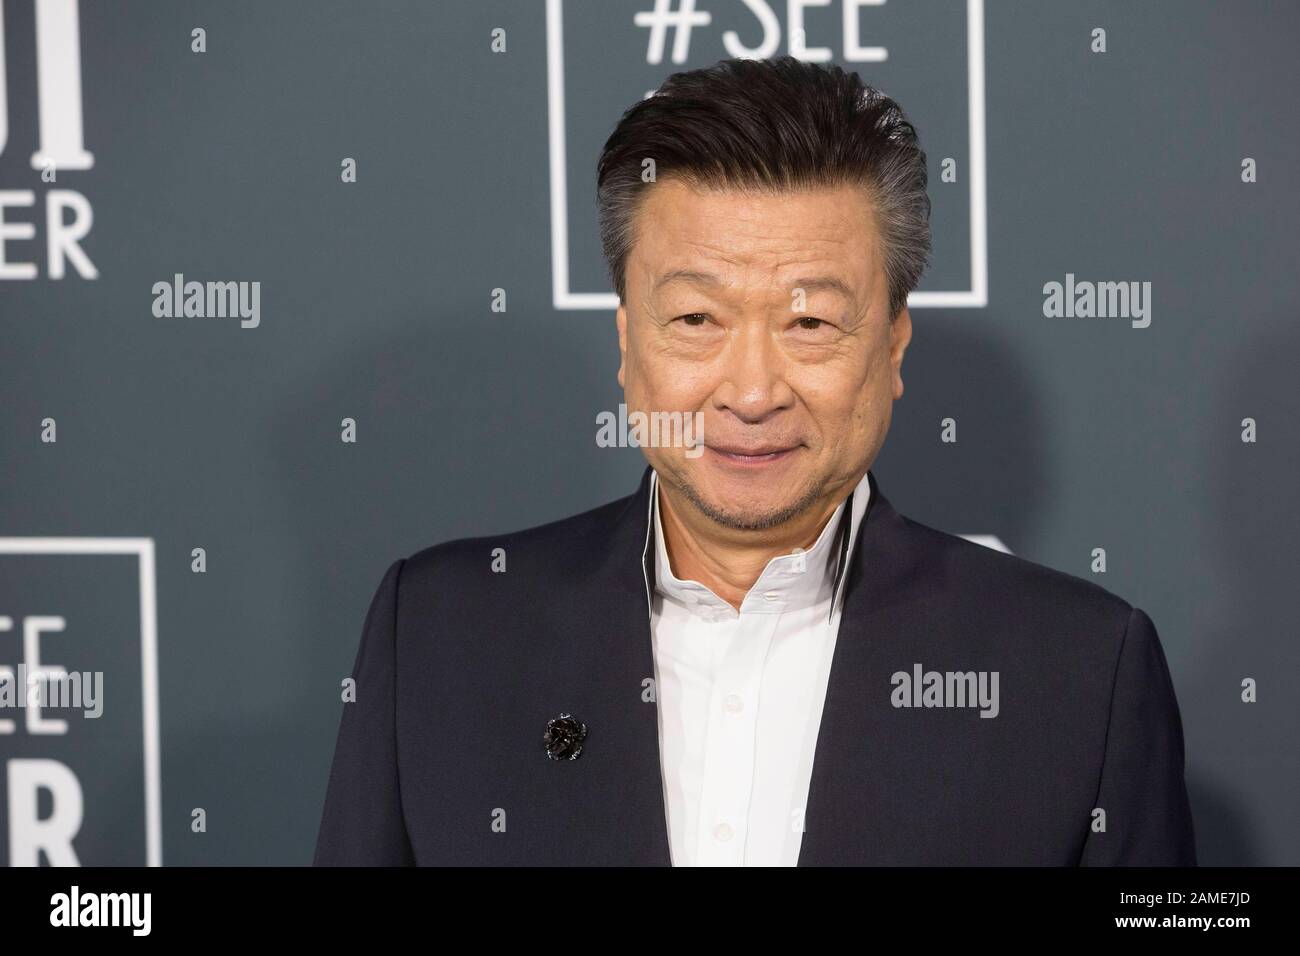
[0,0,1295,865]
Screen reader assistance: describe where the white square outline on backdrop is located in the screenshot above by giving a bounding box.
[547,0,987,309]
[0,537,161,867]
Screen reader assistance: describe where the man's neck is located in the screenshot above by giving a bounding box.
[656,480,844,611]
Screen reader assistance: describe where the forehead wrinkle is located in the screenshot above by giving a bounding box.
[635,187,883,311]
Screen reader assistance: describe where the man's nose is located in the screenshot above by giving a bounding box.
[712,323,794,423]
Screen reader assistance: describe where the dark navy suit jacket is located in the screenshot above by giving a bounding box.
[313,467,1197,865]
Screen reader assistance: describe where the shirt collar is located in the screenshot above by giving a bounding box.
[642,469,872,622]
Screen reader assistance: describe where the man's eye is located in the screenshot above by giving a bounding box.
[676,313,709,327]
[795,316,826,331]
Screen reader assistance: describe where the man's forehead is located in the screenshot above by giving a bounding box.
[651,267,860,303]
[639,178,873,233]
[632,180,881,297]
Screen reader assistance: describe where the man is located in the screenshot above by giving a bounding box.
[313,57,1196,866]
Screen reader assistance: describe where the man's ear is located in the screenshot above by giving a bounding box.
[615,303,628,389]
[890,306,912,400]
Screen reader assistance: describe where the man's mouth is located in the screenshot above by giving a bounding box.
[705,444,800,466]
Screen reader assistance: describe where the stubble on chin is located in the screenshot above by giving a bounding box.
[663,467,828,532]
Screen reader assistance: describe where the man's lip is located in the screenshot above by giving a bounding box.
[706,444,800,457]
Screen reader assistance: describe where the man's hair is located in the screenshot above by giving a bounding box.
[596,56,931,319]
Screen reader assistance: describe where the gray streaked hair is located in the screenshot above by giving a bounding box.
[596,56,931,319]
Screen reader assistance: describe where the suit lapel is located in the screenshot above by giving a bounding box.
[797,471,920,865]
[570,465,672,865]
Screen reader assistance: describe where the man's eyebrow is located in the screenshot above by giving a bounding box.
[651,269,857,301]
[788,276,858,301]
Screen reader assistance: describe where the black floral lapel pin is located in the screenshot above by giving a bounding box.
[543,713,587,761]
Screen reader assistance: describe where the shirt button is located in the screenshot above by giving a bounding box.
[724,693,744,714]
[763,590,781,602]
[713,823,733,842]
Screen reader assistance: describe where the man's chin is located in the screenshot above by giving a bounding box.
[673,474,822,533]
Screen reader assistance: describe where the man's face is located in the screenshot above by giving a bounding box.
[616,177,911,532]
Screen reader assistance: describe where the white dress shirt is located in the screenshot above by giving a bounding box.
[645,468,871,866]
